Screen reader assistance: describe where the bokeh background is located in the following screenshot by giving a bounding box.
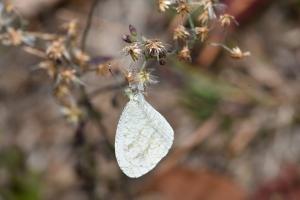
[1,0,300,199]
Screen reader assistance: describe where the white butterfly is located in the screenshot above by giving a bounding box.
[115,93,174,178]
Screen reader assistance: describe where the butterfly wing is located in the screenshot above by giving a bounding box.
[115,94,174,178]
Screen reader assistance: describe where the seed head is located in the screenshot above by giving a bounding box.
[178,46,191,62]
[122,43,142,61]
[219,14,237,27]
[2,27,23,46]
[62,20,79,37]
[138,69,157,86]
[194,26,209,42]
[176,0,189,16]
[198,10,209,25]
[173,25,190,40]
[230,47,251,59]
[73,49,90,67]
[157,0,172,12]
[59,69,77,84]
[96,63,111,76]
[61,104,83,124]
[46,38,67,60]
[53,84,71,99]
[38,61,56,78]
[144,39,167,59]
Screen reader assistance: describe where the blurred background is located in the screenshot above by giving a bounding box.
[1,0,300,199]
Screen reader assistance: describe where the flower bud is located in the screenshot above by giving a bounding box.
[129,24,137,36]
[122,34,132,43]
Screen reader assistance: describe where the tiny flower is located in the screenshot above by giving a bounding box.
[59,69,78,84]
[178,46,191,62]
[219,14,238,27]
[2,27,23,46]
[122,43,142,61]
[138,69,157,86]
[173,25,190,40]
[194,26,209,42]
[203,0,217,20]
[229,47,251,59]
[73,49,90,67]
[96,63,111,76]
[53,84,71,99]
[61,104,83,124]
[38,60,56,78]
[198,10,209,25]
[144,39,167,59]
[157,0,172,12]
[176,0,189,16]
[129,24,137,36]
[46,38,67,60]
[62,20,78,37]
[124,71,137,84]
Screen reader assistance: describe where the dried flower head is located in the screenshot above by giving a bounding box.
[230,47,251,59]
[123,43,142,61]
[173,25,190,40]
[63,20,78,37]
[198,10,209,25]
[96,63,111,76]
[138,69,157,86]
[59,69,78,84]
[73,49,90,67]
[38,60,56,78]
[158,0,172,12]
[219,14,237,27]
[195,26,209,42]
[46,38,67,60]
[144,39,167,59]
[176,0,189,15]
[178,46,191,61]
[125,71,137,84]
[2,27,23,46]
[61,104,83,124]
[203,0,217,20]
[53,84,71,99]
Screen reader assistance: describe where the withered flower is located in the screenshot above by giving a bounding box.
[59,69,77,84]
[38,60,56,78]
[62,20,78,37]
[173,25,190,40]
[53,84,71,99]
[144,39,167,59]
[60,104,83,124]
[176,0,189,16]
[96,63,111,76]
[194,26,209,42]
[219,14,237,27]
[124,71,137,84]
[2,27,23,46]
[122,43,142,61]
[178,46,191,62]
[46,38,69,60]
[73,49,90,67]
[230,47,251,59]
[158,0,172,12]
[138,69,157,86]
[198,10,209,25]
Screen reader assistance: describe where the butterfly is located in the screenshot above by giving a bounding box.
[115,92,174,178]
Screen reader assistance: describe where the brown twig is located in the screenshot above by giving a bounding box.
[81,0,100,51]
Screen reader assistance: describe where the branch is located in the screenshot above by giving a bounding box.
[81,0,100,51]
